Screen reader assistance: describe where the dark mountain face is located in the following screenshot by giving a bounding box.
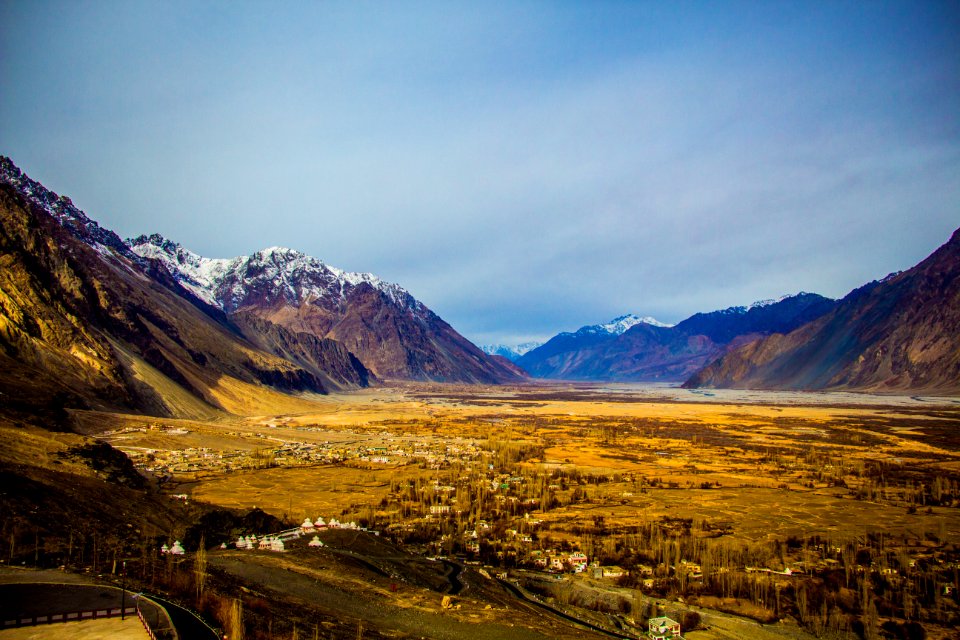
[128,236,523,384]
[686,228,960,393]
[0,157,373,421]
[675,293,838,344]
[518,295,837,382]
[230,312,373,391]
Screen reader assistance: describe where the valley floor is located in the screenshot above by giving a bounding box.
[6,381,960,639]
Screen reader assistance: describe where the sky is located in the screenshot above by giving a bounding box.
[2,1,958,347]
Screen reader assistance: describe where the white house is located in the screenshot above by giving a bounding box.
[648,616,681,639]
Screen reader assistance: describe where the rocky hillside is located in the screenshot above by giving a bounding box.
[685,228,960,393]
[0,157,372,422]
[129,235,522,383]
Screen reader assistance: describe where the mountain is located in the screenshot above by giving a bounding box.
[685,228,960,393]
[482,341,542,362]
[128,235,522,384]
[516,314,681,379]
[675,293,838,344]
[0,156,372,422]
[517,298,836,381]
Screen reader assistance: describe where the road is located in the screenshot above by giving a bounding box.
[496,578,640,640]
[143,594,220,640]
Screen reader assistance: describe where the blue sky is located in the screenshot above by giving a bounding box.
[2,1,958,346]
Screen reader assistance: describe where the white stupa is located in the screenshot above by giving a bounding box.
[271,538,285,552]
[315,517,326,528]
[301,518,315,531]
[169,540,185,555]
[308,536,324,547]
[160,543,169,554]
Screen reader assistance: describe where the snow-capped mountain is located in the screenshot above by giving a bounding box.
[128,234,522,384]
[129,234,420,315]
[517,295,837,381]
[598,314,673,333]
[562,313,673,338]
[482,342,543,362]
[0,156,375,419]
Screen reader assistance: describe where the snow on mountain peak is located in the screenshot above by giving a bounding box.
[482,342,543,361]
[562,313,674,338]
[600,314,673,333]
[747,294,792,310]
[127,235,419,314]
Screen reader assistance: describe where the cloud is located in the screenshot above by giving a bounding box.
[1,2,958,346]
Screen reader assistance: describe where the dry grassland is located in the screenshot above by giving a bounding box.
[81,383,960,544]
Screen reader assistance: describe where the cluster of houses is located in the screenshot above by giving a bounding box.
[110,428,489,480]
[299,517,366,532]
[225,515,378,555]
[530,550,589,573]
[160,541,185,555]
[236,535,287,552]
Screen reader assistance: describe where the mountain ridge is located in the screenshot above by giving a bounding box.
[517,295,837,381]
[127,235,521,384]
[685,228,960,393]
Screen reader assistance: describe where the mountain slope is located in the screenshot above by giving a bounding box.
[517,298,835,382]
[129,235,522,383]
[685,228,960,393]
[0,157,371,421]
[675,293,837,344]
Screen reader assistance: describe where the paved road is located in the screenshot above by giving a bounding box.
[144,594,219,640]
[0,582,215,640]
[440,560,464,595]
[496,579,640,640]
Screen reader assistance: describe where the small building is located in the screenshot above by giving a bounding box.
[648,616,681,639]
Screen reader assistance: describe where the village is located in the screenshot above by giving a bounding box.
[101,423,487,479]
[96,400,960,640]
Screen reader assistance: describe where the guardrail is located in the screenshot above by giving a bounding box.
[0,583,178,640]
[138,604,158,640]
[3,605,138,628]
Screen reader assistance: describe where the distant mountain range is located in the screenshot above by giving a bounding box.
[3,153,955,404]
[686,228,960,393]
[482,342,543,362]
[516,295,838,381]
[0,157,520,422]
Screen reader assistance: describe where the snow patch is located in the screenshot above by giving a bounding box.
[127,234,423,316]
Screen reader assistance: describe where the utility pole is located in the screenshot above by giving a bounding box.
[121,560,127,620]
